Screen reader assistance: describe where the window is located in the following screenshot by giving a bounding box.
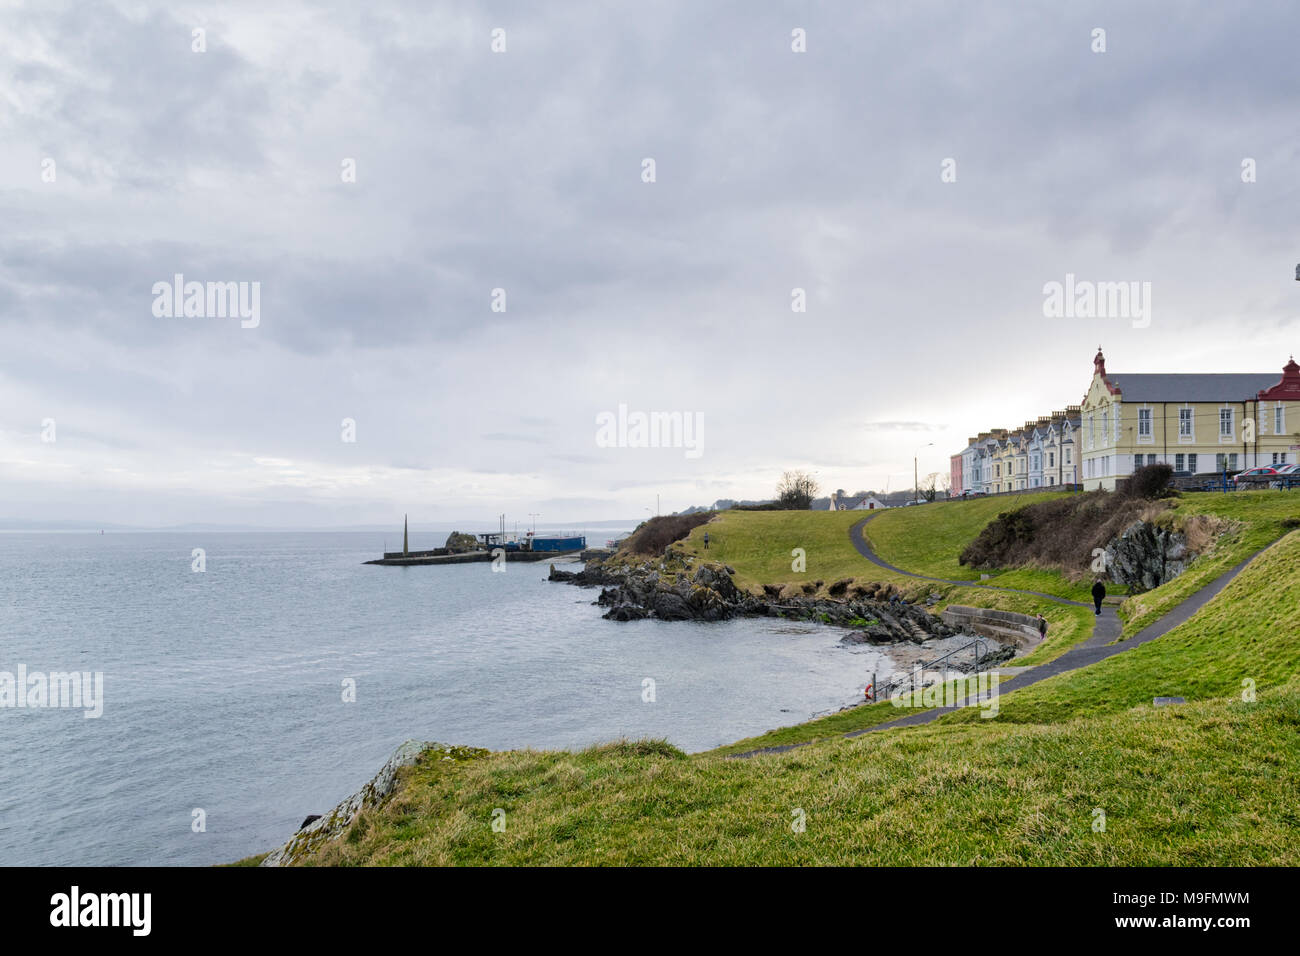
[1188,453,1197,473]
[1175,453,1184,471]
[1101,410,1108,443]
[1272,452,1286,465]
[1048,452,1055,468]
[1230,453,1238,470]
[1220,407,1233,438]
[1216,453,1226,472]
[1179,407,1192,438]
[1138,408,1152,438]
[1088,414,1094,448]
[1065,448,1072,464]
[1276,405,1285,435]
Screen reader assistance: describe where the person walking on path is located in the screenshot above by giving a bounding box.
[1036,613,1048,641]
[1091,578,1106,616]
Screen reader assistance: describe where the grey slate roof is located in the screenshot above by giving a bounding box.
[1106,373,1278,402]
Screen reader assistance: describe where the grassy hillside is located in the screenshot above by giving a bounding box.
[675,492,1069,593]
[942,527,1300,726]
[274,684,1300,866]
[673,509,875,592]
[859,491,1068,580]
[1117,493,1300,636]
[680,491,1298,643]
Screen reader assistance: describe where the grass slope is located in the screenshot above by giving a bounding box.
[942,527,1300,726]
[281,685,1300,866]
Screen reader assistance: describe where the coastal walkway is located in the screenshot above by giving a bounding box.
[727,512,1266,759]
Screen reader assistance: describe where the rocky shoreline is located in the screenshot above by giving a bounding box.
[548,552,979,651]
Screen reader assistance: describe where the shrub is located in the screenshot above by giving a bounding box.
[1119,463,1176,500]
[959,490,1171,577]
[620,513,715,555]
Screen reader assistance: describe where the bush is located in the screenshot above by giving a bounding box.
[620,513,715,555]
[1119,463,1176,500]
[959,491,1163,576]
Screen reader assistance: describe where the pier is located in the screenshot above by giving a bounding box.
[364,515,586,566]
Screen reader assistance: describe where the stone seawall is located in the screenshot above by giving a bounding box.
[939,605,1041,648]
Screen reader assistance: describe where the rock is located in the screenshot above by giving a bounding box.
[262,740,434,866]
[692,564,740,602]
[298,814,321,830]
[444,531,477,553]
[650,591,695,621]
[1104,519,1193,592]
[604,604,649,622]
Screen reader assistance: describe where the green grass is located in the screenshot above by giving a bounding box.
[277,685,1300,866]
[942,528,1300,726]
[675,509,880,592]
[859,492,1070,581]
[676,494,1079,599]
[705,698,925,757]
[1116,491,1300,636]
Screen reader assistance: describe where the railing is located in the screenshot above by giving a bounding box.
[870,637,989,704]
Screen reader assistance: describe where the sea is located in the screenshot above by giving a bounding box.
[0,531,904,866]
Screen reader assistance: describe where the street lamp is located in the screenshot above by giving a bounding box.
[914,442,933,504]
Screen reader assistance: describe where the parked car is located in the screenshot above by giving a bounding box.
[1268,464,1300,487]
[1231,466,1278,484]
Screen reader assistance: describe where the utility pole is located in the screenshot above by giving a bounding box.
[914,442,933,503]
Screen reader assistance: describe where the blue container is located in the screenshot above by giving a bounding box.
[530,535,586,553]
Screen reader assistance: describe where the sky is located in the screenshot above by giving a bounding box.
[1,0,1298,528]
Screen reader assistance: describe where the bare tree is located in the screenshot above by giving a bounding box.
[921,472,945,502]
[776,470,819,510]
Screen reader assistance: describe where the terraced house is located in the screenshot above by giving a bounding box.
[955,410,1080,495]
[1080,348,1300,490]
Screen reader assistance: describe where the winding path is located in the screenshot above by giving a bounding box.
[727,512,1266,758]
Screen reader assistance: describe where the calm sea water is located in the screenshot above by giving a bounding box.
[0,531,900,866]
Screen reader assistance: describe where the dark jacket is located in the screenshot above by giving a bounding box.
[1091,581,1106,601]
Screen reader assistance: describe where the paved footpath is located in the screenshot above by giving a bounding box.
[728,513,1265,759]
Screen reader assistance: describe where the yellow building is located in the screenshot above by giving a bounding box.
[1080,349,1300,490]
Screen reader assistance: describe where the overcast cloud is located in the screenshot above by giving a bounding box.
[2,1,1298,527]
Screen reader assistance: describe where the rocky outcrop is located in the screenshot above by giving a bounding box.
[444,531,477,553]
[260,740,487,866]
[551,555,956,643]
[1103,519,1192,592]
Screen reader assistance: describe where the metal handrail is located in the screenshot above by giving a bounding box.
[874,637,989,702]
